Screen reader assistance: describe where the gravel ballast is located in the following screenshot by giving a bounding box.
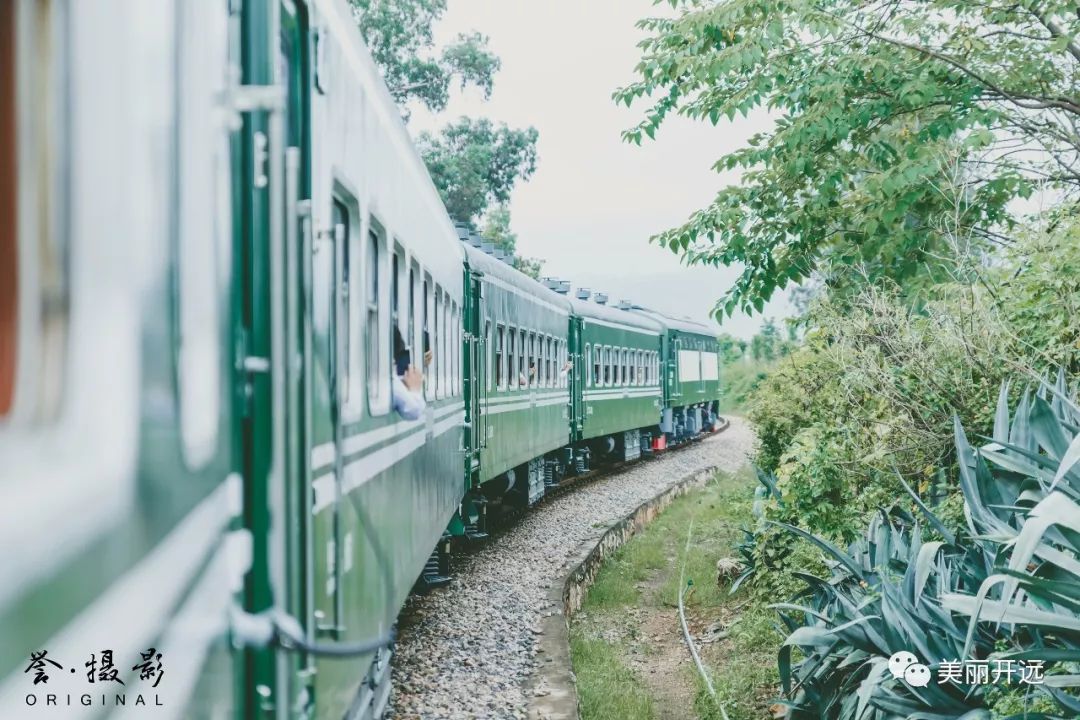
[389,417,755,719]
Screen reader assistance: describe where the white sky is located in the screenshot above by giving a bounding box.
[408,0,792,338]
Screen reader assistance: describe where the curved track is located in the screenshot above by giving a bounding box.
[389,418,755,719]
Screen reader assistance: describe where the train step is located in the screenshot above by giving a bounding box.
[415,540,452,592]
[464,523,488,542]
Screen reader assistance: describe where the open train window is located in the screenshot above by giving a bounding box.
[528,331,537,387]
[423,273,434,401]
[0,0,13,418]
[435,288,445,399]
[409,259,419,371]
[496,323,505,390]
[518,328,526,387]
[545,336,552,388]
[603,346,611,386]
[507,326,516,391]
[1,1,69,425]
[331,186,364,420]
[452,301,460,396]
[485,319,492,392]
[365,224,389,413]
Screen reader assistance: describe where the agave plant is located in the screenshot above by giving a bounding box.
[772,371,1080,719]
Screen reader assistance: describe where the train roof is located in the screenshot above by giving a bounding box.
[462,244,573,314]
[568,296,665,334]
[630,307,719,338]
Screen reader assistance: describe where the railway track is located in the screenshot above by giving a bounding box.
[390,418,755,720]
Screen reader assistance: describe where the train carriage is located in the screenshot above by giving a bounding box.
[461,241,572,509]
[1,0,245,716]
[633,310,723,445]
[569,293,665,463]
[0,1,725,718]
[293,0,468,716]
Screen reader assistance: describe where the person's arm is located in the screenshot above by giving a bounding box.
[392,367,426,421]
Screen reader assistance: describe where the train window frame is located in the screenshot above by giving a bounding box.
[526,330,534,388]
[365,218,390,416]
[518,328,526,388]
[545,336,553,388]
[507,325,516,391]
[452,301,460,397]
[496,323,506,391]
[391,242,405,337]
[435,287,446,400]
[485,319,493,392]
[423,273,435,401]
[331,184,364,422]
[409,258,421,381]
[173,0,240,467]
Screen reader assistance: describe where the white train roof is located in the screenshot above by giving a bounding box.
[568,296,665,334]
[462,244,572,315]
[630,307,719,338]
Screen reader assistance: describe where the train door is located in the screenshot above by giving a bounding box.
[279,0,316,715]
[463,267,485,482]
[569,316,585,439]
[234,0,312,716]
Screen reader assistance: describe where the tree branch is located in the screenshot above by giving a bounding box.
[1028,6,1080,64]
[827,11,1080,117]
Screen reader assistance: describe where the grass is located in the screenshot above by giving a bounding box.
[570,635,657,720]
[570,467,781,720]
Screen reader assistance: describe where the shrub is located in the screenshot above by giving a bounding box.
[773,376,1080,719]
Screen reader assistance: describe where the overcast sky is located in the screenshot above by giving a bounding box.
[408,0,792,338]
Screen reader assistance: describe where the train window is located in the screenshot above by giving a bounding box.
[485,319,493,392]
[496,324,506,390]
[545,336,552,388]
[332,189,365,420]
[365,227,386,411]
[602,347,610,386]
[409,259,421,381]
[435,288,445,399]
[532,332,540,388]
[0,1,70,424]
[0,0,13,417]
[177,0,242,465]
[324,197,347,408]
[585,345,592,387]
[423,273,435,401]
[518,328,526,387]
[540,335,547,387]
[452,302,460,396]
[432,286,441,399]
[507,326,516,390]
[556,339,563,388]
[618,349,625,386]
[391,246,401,330]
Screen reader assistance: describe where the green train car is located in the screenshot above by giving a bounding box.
[0,1,722,718]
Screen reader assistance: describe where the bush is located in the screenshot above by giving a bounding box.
[773,376,1080,719]
[747,284,1013,549]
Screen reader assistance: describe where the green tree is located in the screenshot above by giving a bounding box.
[617,0,1080,316]
[480,204,545,280]
[417,117,539,226]
[349,0,499,114]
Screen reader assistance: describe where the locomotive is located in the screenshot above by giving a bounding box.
[0,1,722,718]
